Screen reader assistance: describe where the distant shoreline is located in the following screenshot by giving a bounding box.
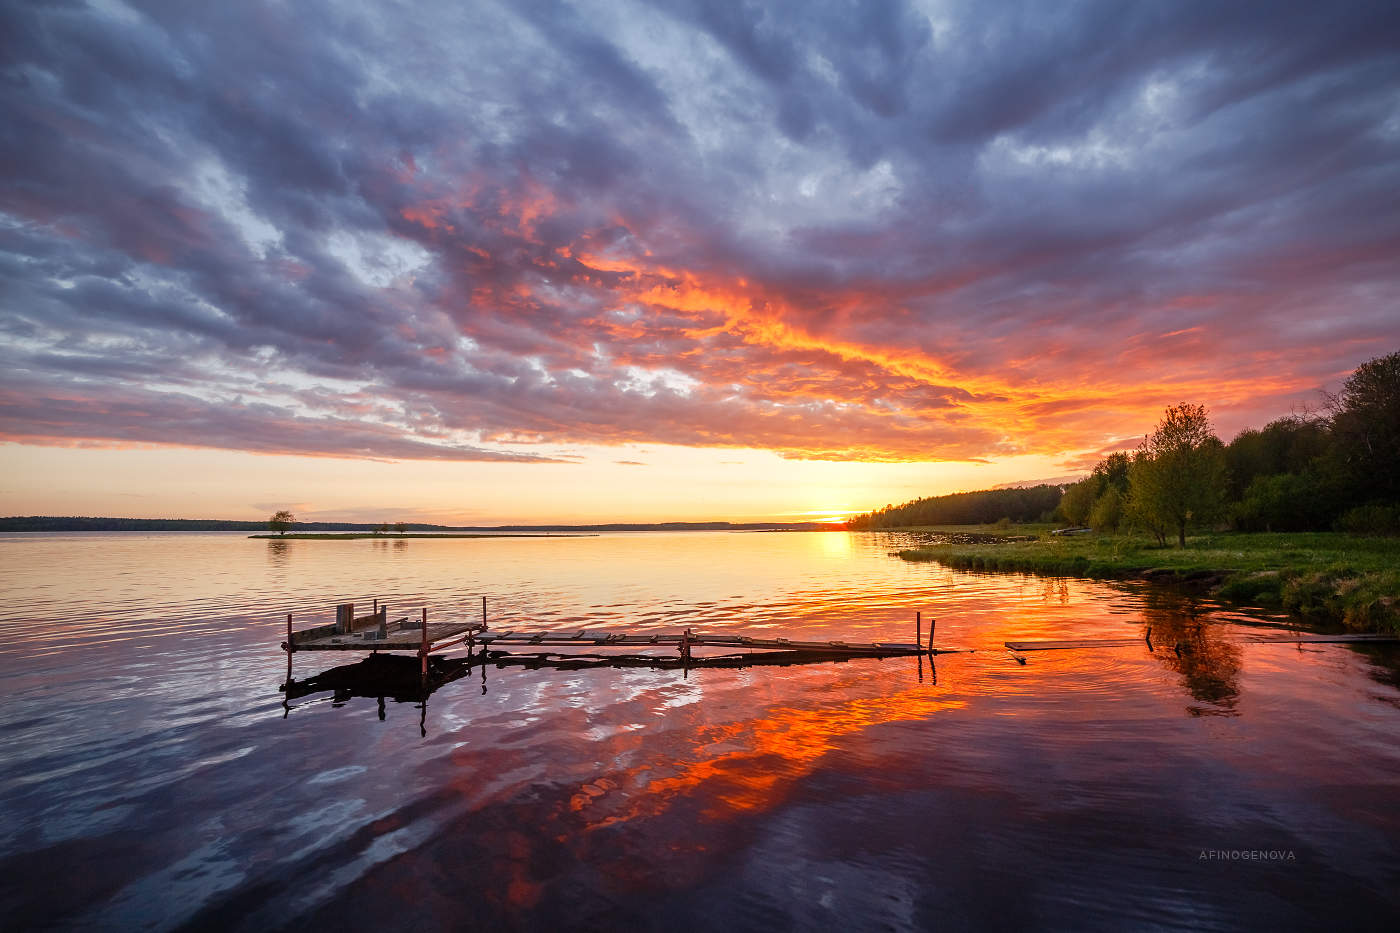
[248,532,594,540]
[1,516,847,533]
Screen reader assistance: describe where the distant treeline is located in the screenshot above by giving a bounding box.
[0,517,454,532]
[1,517,845,533]
[847,484,1064,529]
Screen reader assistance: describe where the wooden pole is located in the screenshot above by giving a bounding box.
[420,606,428,679]
[482,595,488,631]
[285,613,293,683]
[916,611,921,647]
[928,616,936,652]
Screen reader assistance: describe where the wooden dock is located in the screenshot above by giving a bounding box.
[282,600,951,682]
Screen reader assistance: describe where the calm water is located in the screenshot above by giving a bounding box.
[1,531,1398,931]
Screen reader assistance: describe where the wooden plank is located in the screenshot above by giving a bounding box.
[292,621,482,651]
[291,622,339,645]
[1004,638,1147,651]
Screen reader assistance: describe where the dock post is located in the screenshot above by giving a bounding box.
[420,607,428,680]
[916,612,921,648]
[285,613,294,683]
[928,617,936,652]
[335,603,354,635]
[482,595,488,631]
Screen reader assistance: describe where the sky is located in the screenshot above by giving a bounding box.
[2,0,1399,524]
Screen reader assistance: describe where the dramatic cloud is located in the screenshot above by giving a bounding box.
[3,0,1398,465]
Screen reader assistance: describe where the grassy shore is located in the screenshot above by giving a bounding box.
[892,528,1400,632]
[249,533,591,540]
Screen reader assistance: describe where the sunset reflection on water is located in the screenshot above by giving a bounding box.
[1,531,1398,930]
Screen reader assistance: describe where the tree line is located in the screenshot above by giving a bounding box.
[851,349,1400,542]
[846,484,1064,529]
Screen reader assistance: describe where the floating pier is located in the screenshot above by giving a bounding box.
[282,600,952,683]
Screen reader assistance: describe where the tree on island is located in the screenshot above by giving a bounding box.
[394,521,407,534]
[1127,403,1227,547]
[268,510,295,535]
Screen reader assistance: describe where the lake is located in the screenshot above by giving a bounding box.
[1,531,1397,931]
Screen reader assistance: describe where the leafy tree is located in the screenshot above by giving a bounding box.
[374,522,389,535]
[1127,403,1227,547]
[1089,485,1124,532]
[268,510,295,535]
[1058,478,1098,526]
[394,521,407,534]
[1092,452,1132,492]
[1225,416,1329,500]
[1058,451,1132,528]
[1125,451,1170,545]
[1327,349,1400,504]
[1231,471,1338,532]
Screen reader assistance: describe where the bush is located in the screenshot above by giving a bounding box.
[1335,503,1400,536]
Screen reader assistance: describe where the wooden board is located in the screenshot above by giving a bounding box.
[287,621,481,651]
[1004,638,1148,651]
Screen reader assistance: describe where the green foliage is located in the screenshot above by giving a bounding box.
[268,509,295,535]
[1127,403,1227,547]
[1057,452,1131,526]
[1058,478,1097,525]
[1093,451,1132,492]
[1088,485,1124,532]
[1335,503,1400,536]
[1231,472,1340,532]
[1327,349,1400,504]
[1224,417,1329,500]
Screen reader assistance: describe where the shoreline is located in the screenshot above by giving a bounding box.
[887,527,1400,633]
[249,532,596,540]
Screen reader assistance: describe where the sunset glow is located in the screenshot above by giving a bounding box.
[3,1,1398,523]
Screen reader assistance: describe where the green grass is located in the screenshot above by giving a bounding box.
[249,532,590,540]
[891,528,1400,632]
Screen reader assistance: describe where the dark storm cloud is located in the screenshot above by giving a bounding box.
[2,0,1398,462]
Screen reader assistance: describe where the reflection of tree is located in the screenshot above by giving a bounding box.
[266,538,290,567]
[1139,589,1242,715]
[1040,578,1070,605]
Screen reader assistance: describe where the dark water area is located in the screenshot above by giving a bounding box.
[1,531,1397,931]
